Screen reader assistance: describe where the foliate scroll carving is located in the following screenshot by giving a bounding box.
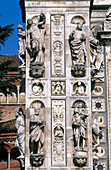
[17,24,26,78]
[51,81,65,96]
[30,108,46,167]
[51,15,65,77]
[69,16,87,77]
[52,100,66,166]
[26,13,46,78]
[15,105,25,169]
[72,100,88,167]
[90,25,104,81]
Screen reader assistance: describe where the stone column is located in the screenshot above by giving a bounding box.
[17,85,20,104]
[7,150,10,169]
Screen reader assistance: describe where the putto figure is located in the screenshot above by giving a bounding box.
[26,13,46,78]
[15,106,25,158]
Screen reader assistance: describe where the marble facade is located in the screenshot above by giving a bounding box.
[16,0,111,169]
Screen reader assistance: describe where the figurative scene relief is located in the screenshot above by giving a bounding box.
[30,107,46,167]
[51,14,65,77]
[26,13,46,78]
[51,81,65,96]
[90,25,104,82]
[72,100,88,167]
[69,15,87,77]
[72,81,87,96]
[52,100,66,166]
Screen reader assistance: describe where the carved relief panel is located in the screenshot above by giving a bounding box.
[92,99,105,112]
[51,100,66,166]
[51,81,65,96]
[28,79,46,97]
[51,14,65,77]
[71,81,87,96]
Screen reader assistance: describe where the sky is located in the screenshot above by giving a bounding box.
[0,0,25,55]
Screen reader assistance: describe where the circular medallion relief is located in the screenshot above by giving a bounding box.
[52,41,63,54]
[93,86,103,96]
[94,101,103,110]
[96,147,105,158]
[98,116,105,126]
[32,82,43,95]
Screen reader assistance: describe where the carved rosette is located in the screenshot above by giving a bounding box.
[51,15,65,77]
[52,100,66,166]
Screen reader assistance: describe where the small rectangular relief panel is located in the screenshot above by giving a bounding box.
[51,14,65,77]
[71,80,88,96]
[51,99,66,166]
[92,99,105,112]
[51,81,66,96]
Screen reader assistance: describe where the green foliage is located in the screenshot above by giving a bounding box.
[0,24,14,48]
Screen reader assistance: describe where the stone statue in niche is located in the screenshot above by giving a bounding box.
[17,24,26,78]
[92,114,102,169]
[15,105,25,169]
[72,106,88,151]
[90,25,104,81]
[72,100,88,167]
[30,108,46,167]
[26,13,46,78]
[73,81,86,96]
[69,16,86,77]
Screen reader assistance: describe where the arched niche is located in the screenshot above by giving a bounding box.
[30,100,45,108]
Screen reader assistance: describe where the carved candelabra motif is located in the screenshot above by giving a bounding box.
[51,15,65,77]
[26,13,46,78]
[69,16,87,77]
[72,100,88,167]
[52,100,66,166]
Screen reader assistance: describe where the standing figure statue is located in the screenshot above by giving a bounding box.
[17,24,26,67]
[72,105,88,151]
[15,106,25,158]
[69,16,87,66]
[26,13,46,64]
[90,25,103,72]
[30,108,46,155]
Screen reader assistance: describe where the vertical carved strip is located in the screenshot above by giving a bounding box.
[51,100,66,166]
[51,14,65,77]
